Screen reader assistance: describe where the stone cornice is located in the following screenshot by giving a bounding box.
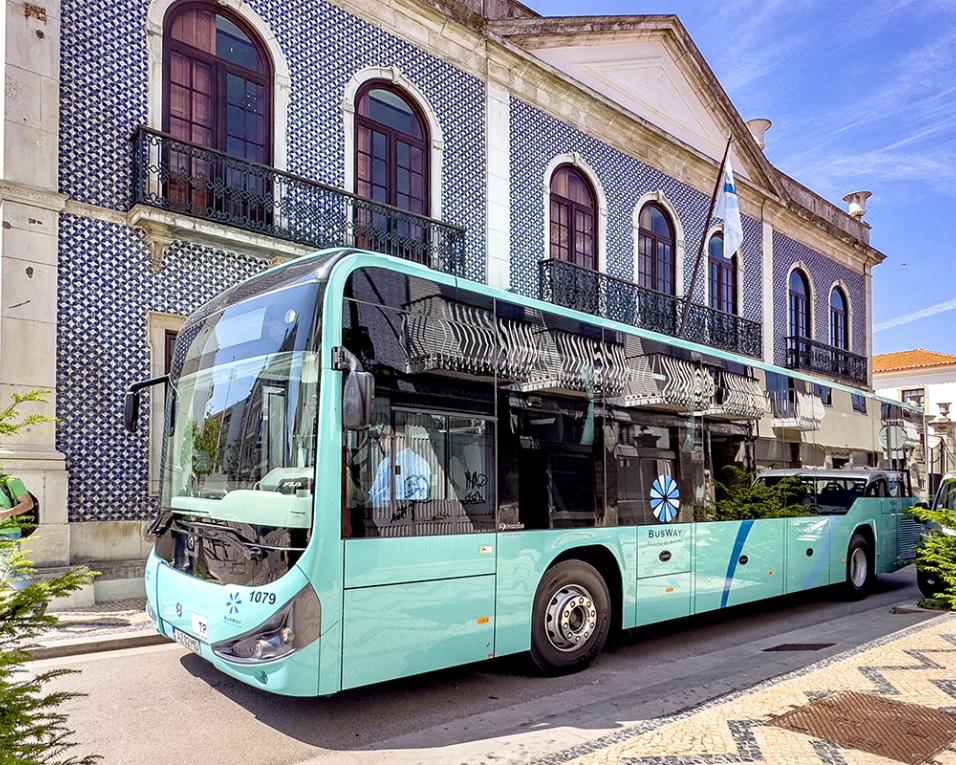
[0,181,67,213]
[763,201,884,273]
[63,199,127,225]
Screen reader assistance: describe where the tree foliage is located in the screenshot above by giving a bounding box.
[0,390,98,764]
[910,502,956,610]
[700,466,814,522]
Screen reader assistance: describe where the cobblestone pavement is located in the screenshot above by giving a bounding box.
[532,613,956,765]
[43,598,150,643]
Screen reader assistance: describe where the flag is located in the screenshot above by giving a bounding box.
[713,154,743,260]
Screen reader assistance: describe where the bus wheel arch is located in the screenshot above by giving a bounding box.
[549,545,623,633]
[528,555,612,675]
[852,522,877,569]
[844,526,875,599]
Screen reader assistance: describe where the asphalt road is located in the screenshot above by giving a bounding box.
[37,567,936,765]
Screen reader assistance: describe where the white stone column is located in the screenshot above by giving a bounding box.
[485,83,510,290]
[761,218,774,363]
[0,0,69,566]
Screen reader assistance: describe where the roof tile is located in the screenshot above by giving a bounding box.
[873,348,956,373]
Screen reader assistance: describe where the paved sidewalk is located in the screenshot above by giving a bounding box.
[531,612,956,765]
[45,598,151,642]
[28,597,167,659]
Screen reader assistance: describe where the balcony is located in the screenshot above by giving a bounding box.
[538,258,762,358]
[712,370,770,420]
[129,127,466,275]
[770,390,824,431]
[784,336,868,385]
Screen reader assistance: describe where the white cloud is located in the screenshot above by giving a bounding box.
[874,296,956,332]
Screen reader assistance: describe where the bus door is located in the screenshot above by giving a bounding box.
[338,270,501,689]
[881,473,903,570]
[340,407,498,690]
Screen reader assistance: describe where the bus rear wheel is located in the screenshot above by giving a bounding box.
[529,560,610,675]
[844,533,873,599]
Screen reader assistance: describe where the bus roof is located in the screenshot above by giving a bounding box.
[756,468,893,482]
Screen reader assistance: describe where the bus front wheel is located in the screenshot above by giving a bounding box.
[529,559,610,675]
[844,533,874,599]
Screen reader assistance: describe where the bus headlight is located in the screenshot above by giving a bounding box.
[212,585,321,664]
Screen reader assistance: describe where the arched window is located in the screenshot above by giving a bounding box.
[707,233,737,314]
[638,204,676,294]
[164,3,272,161]
[830,287,848,350]
[789,269,811,339]
[355,82,429,217]
[549,165,598,269]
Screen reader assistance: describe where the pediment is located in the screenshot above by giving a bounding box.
[532,38,751,178]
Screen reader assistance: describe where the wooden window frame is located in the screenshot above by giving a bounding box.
[829,287,849,350]
[789,269,811,339]
[548,164,598,270]
[638,203,676,295]
[707,233,737,315]
[353,80,430,217]
[162,0,274,161]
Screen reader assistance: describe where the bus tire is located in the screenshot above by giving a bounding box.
[917,568,945,599]
[529,559,610,675]
[844,533,873,599]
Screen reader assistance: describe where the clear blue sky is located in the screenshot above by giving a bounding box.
[533,0,956,356]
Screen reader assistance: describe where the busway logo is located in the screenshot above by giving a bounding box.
[650,475,680,523]
[226,592,241,615]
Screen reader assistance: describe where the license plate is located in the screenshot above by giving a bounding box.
[191,614,209,643]
[173,628,201,654]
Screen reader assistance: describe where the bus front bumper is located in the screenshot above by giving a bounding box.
[146,551,322,697]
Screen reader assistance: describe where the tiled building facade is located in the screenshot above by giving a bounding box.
[0,0,886,600]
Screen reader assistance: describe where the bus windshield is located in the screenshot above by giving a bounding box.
[160,280,321,530]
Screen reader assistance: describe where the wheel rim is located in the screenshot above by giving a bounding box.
[850,547,868,588]
[545,584,597,653]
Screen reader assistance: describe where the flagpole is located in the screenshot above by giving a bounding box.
[678,135,733,337]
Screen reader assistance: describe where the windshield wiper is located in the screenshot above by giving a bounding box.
[148,509,175,537]
[170,518,307,560]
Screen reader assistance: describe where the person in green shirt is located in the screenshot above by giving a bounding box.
[0,474,34,591]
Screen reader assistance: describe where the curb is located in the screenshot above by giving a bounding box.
[28,630,171,661]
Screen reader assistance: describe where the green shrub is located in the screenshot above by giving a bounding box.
[700,466,813,522]
[910,503,956,610]
[0,390,99,764]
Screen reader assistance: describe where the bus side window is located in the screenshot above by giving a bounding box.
[341,269,497,538]
[865,479,887,498]
[495,304,608,531]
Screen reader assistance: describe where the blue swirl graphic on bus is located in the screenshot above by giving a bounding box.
[650,475,680,523]
[226,592,241,615]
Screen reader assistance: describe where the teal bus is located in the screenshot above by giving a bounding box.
[126,247,924,696]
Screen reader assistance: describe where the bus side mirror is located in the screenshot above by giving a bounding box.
[124,375,170,433]
[124,390,141,433]
[343,371,374,431]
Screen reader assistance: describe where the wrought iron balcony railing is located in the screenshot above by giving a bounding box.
[538,258,762,358]
[784,335,867,384]
[130,126,466,276]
